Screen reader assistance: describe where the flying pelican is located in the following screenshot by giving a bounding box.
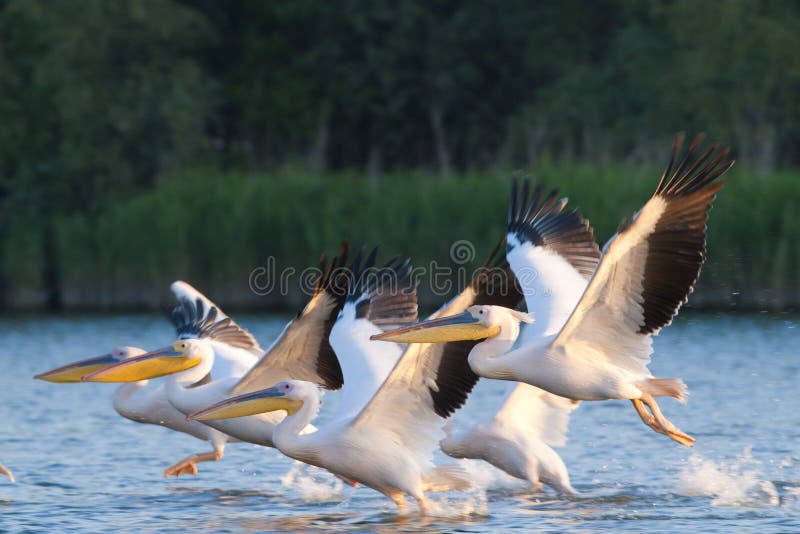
[374,133,734,447]
[440,178,601,493]
[34,281,258,476]
[82,246,352,455]
[189,243,522,513]
[0,463,13,482]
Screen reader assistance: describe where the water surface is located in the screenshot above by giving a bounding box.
[0,313,798,532]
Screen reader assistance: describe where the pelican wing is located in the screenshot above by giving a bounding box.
[171,280,229,320]
[350,242,523,460]
[507,178,600,338]
[494,383,579,447]
[329,247,418,418]
[232,245,349,394]
[166,291,261,355]
[340,247,418,333]
[552,133,734,373]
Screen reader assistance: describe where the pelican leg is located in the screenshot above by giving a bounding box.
[164,449,223,477]
[388,491,407,512]
[634,395,695,447]
[631,398,663,433]
[413,494,429,515]
[0,463,14,483]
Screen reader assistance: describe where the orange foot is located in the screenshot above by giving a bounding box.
[0,463,14,483]
[164,460,199,477]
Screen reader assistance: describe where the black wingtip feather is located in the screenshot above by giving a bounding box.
[347,246,418,330]
[637,133,734,335]
[507,177,600,279]
[166,296,260,351]
[308,242,351,390]
[655,133,734,197]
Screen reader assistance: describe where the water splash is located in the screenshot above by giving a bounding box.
[424,489,489,518]
[280,461,343,502]
[417,460,531,517]
[677,447,779,507]
[460,459,525,491]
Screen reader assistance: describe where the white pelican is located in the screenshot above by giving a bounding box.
[82,246,352,455]
[440,178,601,493]
[375,133,734,447]
[189,243,522,513]
[34,281,258,476]
[0,463,13,482]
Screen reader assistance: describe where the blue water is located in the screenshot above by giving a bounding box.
[0,313,798,532]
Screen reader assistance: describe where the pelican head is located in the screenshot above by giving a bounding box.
[34,346,146,383]
[371,305,533,344]
[81,339,210,383]
[189,380,311,421]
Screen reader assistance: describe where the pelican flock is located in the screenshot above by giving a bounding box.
[376,132,733,449]
[20,133,734,514]
[35,281,259,476]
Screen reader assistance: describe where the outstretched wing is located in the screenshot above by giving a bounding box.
[507,178,600,338]
[166,283,261,355]
[349,241,523,462]
[232,244,350,394]
[551,133,734,373]
[329,247,418,418]
[171,281,229,320]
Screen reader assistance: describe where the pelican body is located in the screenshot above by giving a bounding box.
[194,380,469,512]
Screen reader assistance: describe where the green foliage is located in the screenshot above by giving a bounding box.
[18,166,794,310]
[0,0,215,210]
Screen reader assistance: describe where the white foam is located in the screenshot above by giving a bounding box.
[280,461,343,502]
[677,447,779,507]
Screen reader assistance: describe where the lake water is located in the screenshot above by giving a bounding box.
[0,313,798,532]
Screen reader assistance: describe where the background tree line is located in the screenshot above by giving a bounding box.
[0,0,798,310]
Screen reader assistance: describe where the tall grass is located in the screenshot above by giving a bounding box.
[7,165,799,310]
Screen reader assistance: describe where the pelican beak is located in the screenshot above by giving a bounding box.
[370,311,500,343]
[35,353,119,383]
[81,344,199,383]
[189,387,302,421]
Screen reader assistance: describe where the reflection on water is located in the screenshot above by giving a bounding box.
[0,312,799,532]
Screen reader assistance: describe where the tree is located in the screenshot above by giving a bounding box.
[0,0,215,308]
